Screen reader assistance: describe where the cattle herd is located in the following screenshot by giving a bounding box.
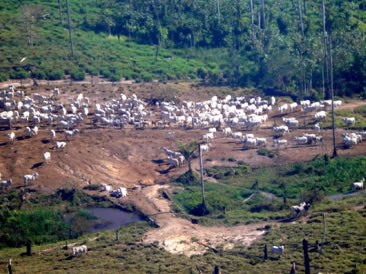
[1,84,365,256]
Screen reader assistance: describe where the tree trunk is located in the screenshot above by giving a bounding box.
[322,0,330,99]
[250,0,254,25]
[198,145,207,210]
[216,0,221,23]
[303,0,307,16]
[66,0,74,56]
[260,0,266,29]
[58,0,62,24]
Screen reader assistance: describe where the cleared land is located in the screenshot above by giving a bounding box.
[0,82,366,271]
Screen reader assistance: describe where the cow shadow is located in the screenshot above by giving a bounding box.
[31,162,43,169]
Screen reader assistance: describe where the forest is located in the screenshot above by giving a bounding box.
[0,0,365,99]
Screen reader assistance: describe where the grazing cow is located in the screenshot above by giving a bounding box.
[353,178,364,191]
[271,245,284,257]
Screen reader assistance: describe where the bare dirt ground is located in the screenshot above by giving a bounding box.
[1,81,366,256]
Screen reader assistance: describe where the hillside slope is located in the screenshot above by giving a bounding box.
[0,0,365,98]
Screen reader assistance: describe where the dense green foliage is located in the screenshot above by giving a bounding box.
[0,0,365,98]
[173,155,366,224]
[0,208,68,248]
[0,188,114,248]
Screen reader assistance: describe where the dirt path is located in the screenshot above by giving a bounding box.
[135,184,272,256]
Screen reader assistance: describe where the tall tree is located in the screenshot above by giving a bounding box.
[178,140,197,175]
[66,0,74,56]
[22,5,45,46]
[260,0,266,29]
[58,0,62,24]
[250,0,254,25]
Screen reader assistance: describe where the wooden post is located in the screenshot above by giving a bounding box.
[213,265,221,274]
[116,229,120,241]
[321,213,326,249]
[290,261,296,274]
[199,144,207,212]
[303,239,310,274]
[8,259,12,274]
[264,244,268,260]
[65,240,68,250]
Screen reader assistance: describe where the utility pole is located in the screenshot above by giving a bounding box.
[329,35,337,157]
[66,0,74,56]
[198,144,207,212]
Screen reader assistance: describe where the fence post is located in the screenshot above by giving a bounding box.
[116,229,120,241]
[303,239,310,274]
[213,265,221,274]
[26,240,32,256]
[290,261,296,274]
[264,244,268,260]
[321,213,326,250]
[8,259,12,274]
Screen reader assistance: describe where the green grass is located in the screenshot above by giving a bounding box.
[354,105,366,118]
[1,197,365,273]
[0,188,115,249]
[257,148,279,158]
[320,109,366,129]
[172,155,366,225]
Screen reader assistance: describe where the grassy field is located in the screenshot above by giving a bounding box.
[320,108,366,129]
[1,196,365,273]
[172,155,366,225]
[0,156,365,273]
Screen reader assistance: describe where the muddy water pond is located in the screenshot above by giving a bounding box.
[68,207,142,233]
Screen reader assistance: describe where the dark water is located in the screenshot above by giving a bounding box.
[86,208,141,233]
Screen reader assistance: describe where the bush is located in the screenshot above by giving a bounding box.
[109,73,121,82]
[70,69,86,81]
[174,171,200,185]
[83,184,101,191]
[0,208,69,248]
[33,69,46,80]
[0,72,8,82]
[9,69,30,79]
[257,148,278,158]
[47,70,64,80]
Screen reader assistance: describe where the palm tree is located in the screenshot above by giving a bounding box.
[178,140,197,174]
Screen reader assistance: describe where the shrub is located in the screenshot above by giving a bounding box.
[47,70,64,80]
[70,69,86,81]
[0,72,8,82]
[33,69,46,80]
[9,69,30,79]
[109,73,121,82]
[83,184,101,191]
